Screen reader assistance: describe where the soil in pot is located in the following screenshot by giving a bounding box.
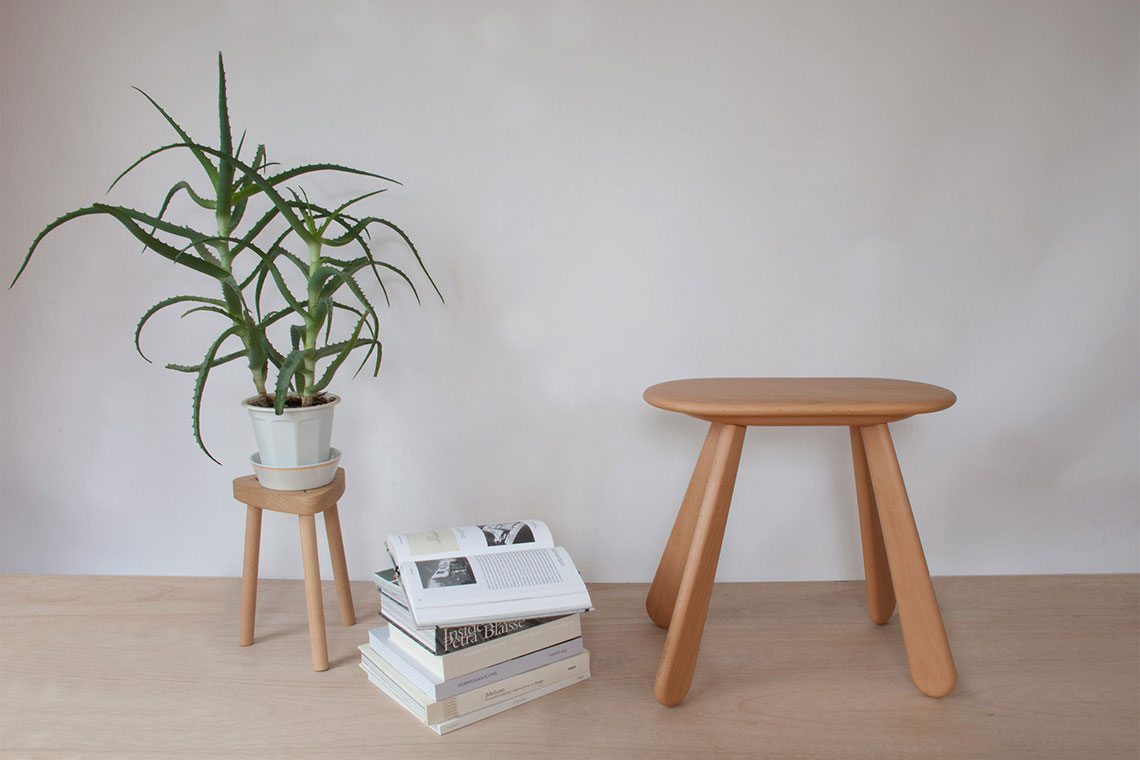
[246,394,336,409]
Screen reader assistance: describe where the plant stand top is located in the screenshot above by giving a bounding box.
[233,469,346,515]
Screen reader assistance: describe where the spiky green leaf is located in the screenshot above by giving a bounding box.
[11,207,106,286]
[311,317,366,392]
[166,349,244,373]
[180,304,235,320]
[216,54,235,220]
[232,162,401,204]
[135,295,228,362]
[316,189,387,238]
[127,88,217,187]
[188,324,241,464]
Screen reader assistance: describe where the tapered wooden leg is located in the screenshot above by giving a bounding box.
[655,423,746,706]
[299,514,329,672]
[323,504,356,627]
[850,427,896,625]
[861,424,956,698]
[239,505,262,646]
[647,423,722,628]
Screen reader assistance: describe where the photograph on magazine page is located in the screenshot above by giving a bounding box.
[417,557,477,589]
[479,522,536,547]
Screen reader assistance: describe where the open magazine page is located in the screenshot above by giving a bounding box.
[387,520,553,566]
[399,546,592,626]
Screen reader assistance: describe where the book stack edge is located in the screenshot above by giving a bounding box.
[360,521,592,734]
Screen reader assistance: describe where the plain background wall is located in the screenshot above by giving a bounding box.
[1,0,1136,582]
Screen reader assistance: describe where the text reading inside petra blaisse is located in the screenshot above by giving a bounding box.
[443,620,527,651]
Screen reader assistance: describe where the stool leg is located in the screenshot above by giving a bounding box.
[647,423,721,628]
[655,423,746,706]
[239,505,262,646]
[299,514,329,672]
[860,423,956,698]
[849,427,896,625]
[323,504,356,627]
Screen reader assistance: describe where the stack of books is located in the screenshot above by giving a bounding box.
[361,520,593,734]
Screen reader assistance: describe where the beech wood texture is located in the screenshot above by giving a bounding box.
[299,514,329,671]
[850,426,896,624]
[233,469,346,514]
[323,505,357,627]
[860,424,957,697]
[239,505,262,646]
[646,423,722,628]
[644,377,956,426]
[232,468,354,672]
[3,575,1136,759]
[645,377,957,706]
[655,423,746,706]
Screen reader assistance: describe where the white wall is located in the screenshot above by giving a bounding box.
[1,0,1136,582]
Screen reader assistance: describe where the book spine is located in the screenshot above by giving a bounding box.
[363,664,590,735]
[364,650,590,726]
[390,614,582,680]
[430,672,590,735]
[434,617,553,654]
[438,638,583,700]
[434,650,587,722]
[442,651,592,724]
[382,596,564,656]
[368,629,585,701]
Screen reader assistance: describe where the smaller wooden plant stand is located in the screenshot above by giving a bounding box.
[233,468,356,671]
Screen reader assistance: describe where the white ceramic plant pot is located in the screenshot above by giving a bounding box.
[242,394,340,467]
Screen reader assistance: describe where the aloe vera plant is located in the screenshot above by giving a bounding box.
[11,54,439,463]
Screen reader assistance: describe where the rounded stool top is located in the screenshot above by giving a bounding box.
[643,378,955,426]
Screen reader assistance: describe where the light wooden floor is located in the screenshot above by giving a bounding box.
[1,574,1136,759]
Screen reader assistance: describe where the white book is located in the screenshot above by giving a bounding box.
[386,520,557,563]
[385,615,582,680]
[385,520,592,627]
[364,625,584,701]
[363,663,590,735]
[359,646,590,725]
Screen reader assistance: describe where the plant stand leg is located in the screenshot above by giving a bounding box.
[299,514,329,672]
[654,423,746,706]
[646,423,721,628]
[323,504,356,627]
[239,505,262,646]
[850,426,896,625]
[860,423,956,697]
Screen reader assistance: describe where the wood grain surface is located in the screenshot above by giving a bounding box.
[232,469,346,516]
[655,423,746,705]
[849,426,895,625]
[2,574,1136,759]
[646,422,723,629]
[860,423,957,698]
[643,378,956,426]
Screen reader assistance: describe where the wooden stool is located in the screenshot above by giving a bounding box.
[643,378,957,706]
[233,468,356,671]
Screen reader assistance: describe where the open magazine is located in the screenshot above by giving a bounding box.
[385,520,592,627]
